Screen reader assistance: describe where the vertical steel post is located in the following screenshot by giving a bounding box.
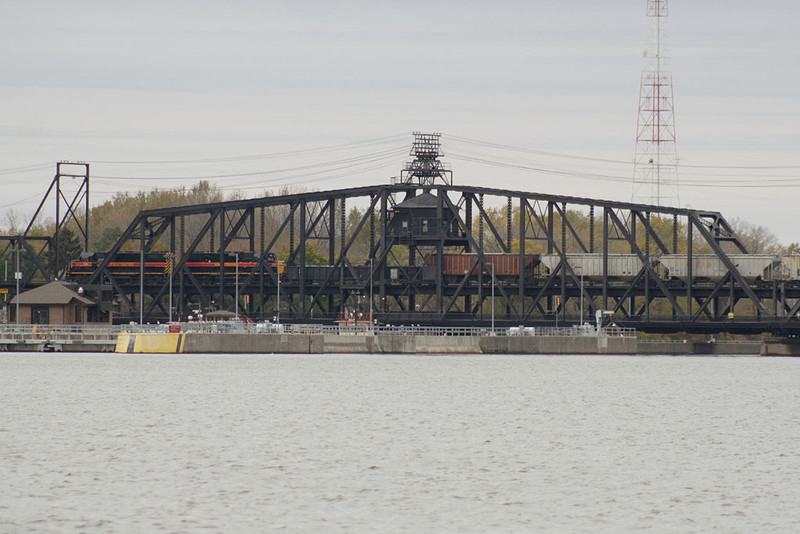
[579,265,584,325]
[235,252,239,319]
[299,201,306,317]
[277,265,281,326]
[603,208,609,311]
[518,197,525,320]
[687,216,693,318]
[139,224,145,324]
[369,257,374,332]
[15,241,20,324]
[490,262,495,334]
[179,215,185,320]
[379,192,387,312]
[169,257,173,323]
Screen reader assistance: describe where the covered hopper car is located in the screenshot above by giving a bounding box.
[658,254,781,283]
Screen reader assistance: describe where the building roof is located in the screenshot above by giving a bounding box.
[10,281,95,306]
[393,191,439,210]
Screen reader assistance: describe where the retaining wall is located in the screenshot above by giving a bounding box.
[638,341,761,355]
[115,332,637,354]
[761,338,800,356]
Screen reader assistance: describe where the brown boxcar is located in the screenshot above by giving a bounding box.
[427,253,537,277]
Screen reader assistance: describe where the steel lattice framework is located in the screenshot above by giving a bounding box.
[71,180,800,335]
[0,162,90,294]
[633,0,679,206]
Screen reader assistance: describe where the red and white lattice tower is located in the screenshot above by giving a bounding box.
[632,0,679,206]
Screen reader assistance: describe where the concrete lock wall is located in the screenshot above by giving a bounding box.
[638,341,762,355]
[116,332,637,354]
[761,338,800,356]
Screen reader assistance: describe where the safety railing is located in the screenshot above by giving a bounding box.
[0,324,118,344]
[120,321,636,338]
[0,321,636,342]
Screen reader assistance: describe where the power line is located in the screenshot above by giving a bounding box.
[0,162,52,176]
[88,133,409,165]
[444,133,800,170]
[447,149,800,188]
[92,146,407,181]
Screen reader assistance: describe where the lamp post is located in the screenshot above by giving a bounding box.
[234,252,239,320]
[15,241,21,325]
[276,263,281,326]
[139,244,144,324]
[577,265,584,325]
[489,262,495,335]
[369,257,374,332]
[167,253,174,322]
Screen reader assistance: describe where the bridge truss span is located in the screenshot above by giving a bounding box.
[69,182,800,335]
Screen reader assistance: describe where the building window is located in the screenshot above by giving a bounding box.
[32,306,49,325]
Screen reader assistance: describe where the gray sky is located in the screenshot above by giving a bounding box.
[2,1,799,243]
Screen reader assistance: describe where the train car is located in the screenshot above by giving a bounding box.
[69,252,167,277]
[426,253,538,277]
[69,251,282,279]
[778,255,800,280]
[658,254,781,282]
[539,254,649,281]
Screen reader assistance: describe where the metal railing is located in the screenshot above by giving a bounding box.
[0,324,118,345]
[0,321,636,344]
[119,321,636,338]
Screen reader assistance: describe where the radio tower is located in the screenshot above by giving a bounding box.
[632,0,679,206]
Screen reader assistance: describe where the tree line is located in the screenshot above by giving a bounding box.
[2,181,797,275]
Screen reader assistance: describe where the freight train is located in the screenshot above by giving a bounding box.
[69,251,798,284]
[69,251,282,279]
[427,253,794,283]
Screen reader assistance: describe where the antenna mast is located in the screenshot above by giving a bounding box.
[633,0,679,206]
[399,132,453,186]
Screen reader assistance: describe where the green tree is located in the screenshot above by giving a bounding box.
[57,227,83,275]
[281,241,328,265]
[96,227,122,251]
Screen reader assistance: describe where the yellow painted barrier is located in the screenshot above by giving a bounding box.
[115,333,185,353]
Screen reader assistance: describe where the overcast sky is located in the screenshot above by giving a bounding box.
[2,1,799,243]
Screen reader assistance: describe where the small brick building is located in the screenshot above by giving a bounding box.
[9,281,110,325]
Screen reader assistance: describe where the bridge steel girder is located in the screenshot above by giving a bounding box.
[0,163,91,298]
[69,182,800,335]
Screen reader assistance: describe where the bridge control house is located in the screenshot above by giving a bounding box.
[9,281,112,325]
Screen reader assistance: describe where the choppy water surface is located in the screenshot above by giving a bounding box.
[1,353,799,533]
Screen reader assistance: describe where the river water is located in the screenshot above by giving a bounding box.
[1,352,799,533]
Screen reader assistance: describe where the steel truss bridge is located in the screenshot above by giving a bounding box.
[69,180,800,335]
[0,162,90,290]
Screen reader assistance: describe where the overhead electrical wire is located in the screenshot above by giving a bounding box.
[88,146,407,196]
[443,133,800,170]
[90,147,407,190]
[443,135,800,187]
[0,192,50,210]
[0,162,53,176]
[88,133,409,165]
[7,132,800,209]
[449,150,800,188]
